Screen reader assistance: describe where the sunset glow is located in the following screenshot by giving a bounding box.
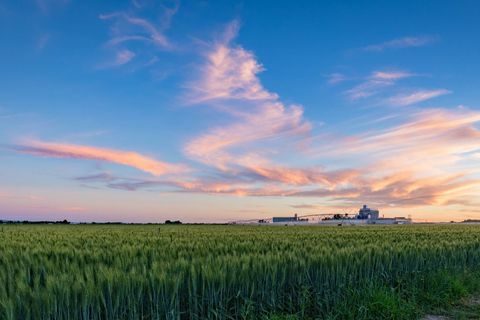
[1,1,479,222]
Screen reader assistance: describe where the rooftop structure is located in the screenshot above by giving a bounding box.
[272,214,309,224]
[319,205,411,225]
[358,205,379,220]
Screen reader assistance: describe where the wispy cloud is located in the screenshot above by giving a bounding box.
[181,108,480,208]
[370,71,414,80]
[362,35,439,52]
[99,12,173,50]
[320,108,480,163]
[36,33,51,52]
[75,172,116,183]
[99,1,178,68]
[179,25,478,209]
[327,73,347,84]
[114,49,136,66]
[387,89,451,106]
[184,103,310,169]
[344,70,414,100]
[36,0,69,14]
[11,140,188,176]
[342,70,451,107]
[10,17,476,219]
[309,108,480,207]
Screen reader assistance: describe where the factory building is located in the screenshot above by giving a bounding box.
[319,205,411,225]
[260,205,412,226]
[368,217,411,225]
[272,214,309,225]
[358,205,379,220]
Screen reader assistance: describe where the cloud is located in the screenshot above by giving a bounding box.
[290,204,322,209]
[13,19,475,219]
[75,173,116,183]
[11,140,188,176]
[36,0,69,14]
[183,108,480,208]
[179,24,479,210]
[343,70,450,107]
[344,70,414,100]
[327,73,346,84]
[320,108,480,165]
[184,21,311,177]
[387,89,451,106]
[186,21,277,104]
[370,71,414,80]
[305,108,480,206]
[345,79,393,100]
[98,2,178,68]
[100,12,173,49]
[36,34,51,52]
[290,174,479,208]
[362,35,438,52]
[114,49,136,65]
[184,103,310,169]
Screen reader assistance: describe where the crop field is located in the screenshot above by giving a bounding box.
[1,224,480,319]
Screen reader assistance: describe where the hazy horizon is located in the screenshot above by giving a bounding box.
[1,0,480,223]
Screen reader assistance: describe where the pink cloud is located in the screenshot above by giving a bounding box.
[98,3,177,70]
[387,89,451,106]
[187,22,277,104]
[10,21,474,220]
[344,69,414,100]
[115,49,135,65]
[182,108,480,210]
[179,24,479,211]
[13,140,188,176]
[99,12,173,50]
[334,108,480,163]
[184,21,311,180]
[185,103,310,169]
[370,70,414,80]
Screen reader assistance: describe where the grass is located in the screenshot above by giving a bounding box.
[0,224,480,319]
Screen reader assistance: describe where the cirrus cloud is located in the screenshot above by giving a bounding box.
[362,35,439,52]
[387,89,452,106]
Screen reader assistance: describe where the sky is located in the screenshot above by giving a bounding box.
[1,0,480,222]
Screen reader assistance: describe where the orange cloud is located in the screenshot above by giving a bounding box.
[316,108,480,169]
[183,107,480,211]
[13,140,188,176]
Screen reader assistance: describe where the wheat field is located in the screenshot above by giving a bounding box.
[1,224,480,319]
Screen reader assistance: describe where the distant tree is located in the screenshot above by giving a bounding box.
[165,220,182,225]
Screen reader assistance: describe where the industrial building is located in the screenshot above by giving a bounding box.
[358,205,379,220]
[271,214,309,225]
[234,205,412,225]
[319,205,411,225]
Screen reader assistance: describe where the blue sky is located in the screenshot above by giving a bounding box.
[1,0,480,222]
